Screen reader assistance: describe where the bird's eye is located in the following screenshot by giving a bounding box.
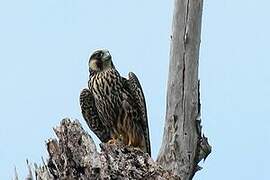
[97,52,103,58]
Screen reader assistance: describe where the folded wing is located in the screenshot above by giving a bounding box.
[124,72,151,155]
[80,88,111,142]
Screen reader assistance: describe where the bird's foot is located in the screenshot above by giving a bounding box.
[107,138,117,145]
[133,147,143,152]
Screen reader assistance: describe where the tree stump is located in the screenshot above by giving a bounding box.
[29,119,181,180]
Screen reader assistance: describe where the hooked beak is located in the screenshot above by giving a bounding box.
[103,50,111,61]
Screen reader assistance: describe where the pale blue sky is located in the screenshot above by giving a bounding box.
[0,0,269,179]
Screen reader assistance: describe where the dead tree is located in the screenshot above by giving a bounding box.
[29,119,180,180]
[19,0,211,179]
[157,0,211,179]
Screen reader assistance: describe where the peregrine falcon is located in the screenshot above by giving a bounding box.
[80,49,151,155]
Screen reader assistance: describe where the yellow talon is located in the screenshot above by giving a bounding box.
[107,137,117,144]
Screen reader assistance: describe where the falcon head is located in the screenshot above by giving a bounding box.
[89,49,114,72]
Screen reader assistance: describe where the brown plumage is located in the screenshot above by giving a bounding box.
[80,49,151,155]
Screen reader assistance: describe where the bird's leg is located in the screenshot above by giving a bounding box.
[127,138,132,146]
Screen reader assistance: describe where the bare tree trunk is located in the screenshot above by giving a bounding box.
[157,0,211,179]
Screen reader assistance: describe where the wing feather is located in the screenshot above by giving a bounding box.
[125,72,151,155]
[80,88,111,142]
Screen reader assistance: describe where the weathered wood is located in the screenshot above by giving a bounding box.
[32,119,181,180]
[157,0,211,179]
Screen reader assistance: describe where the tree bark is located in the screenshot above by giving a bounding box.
[29,119,180,180]
[157,0,211,179]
